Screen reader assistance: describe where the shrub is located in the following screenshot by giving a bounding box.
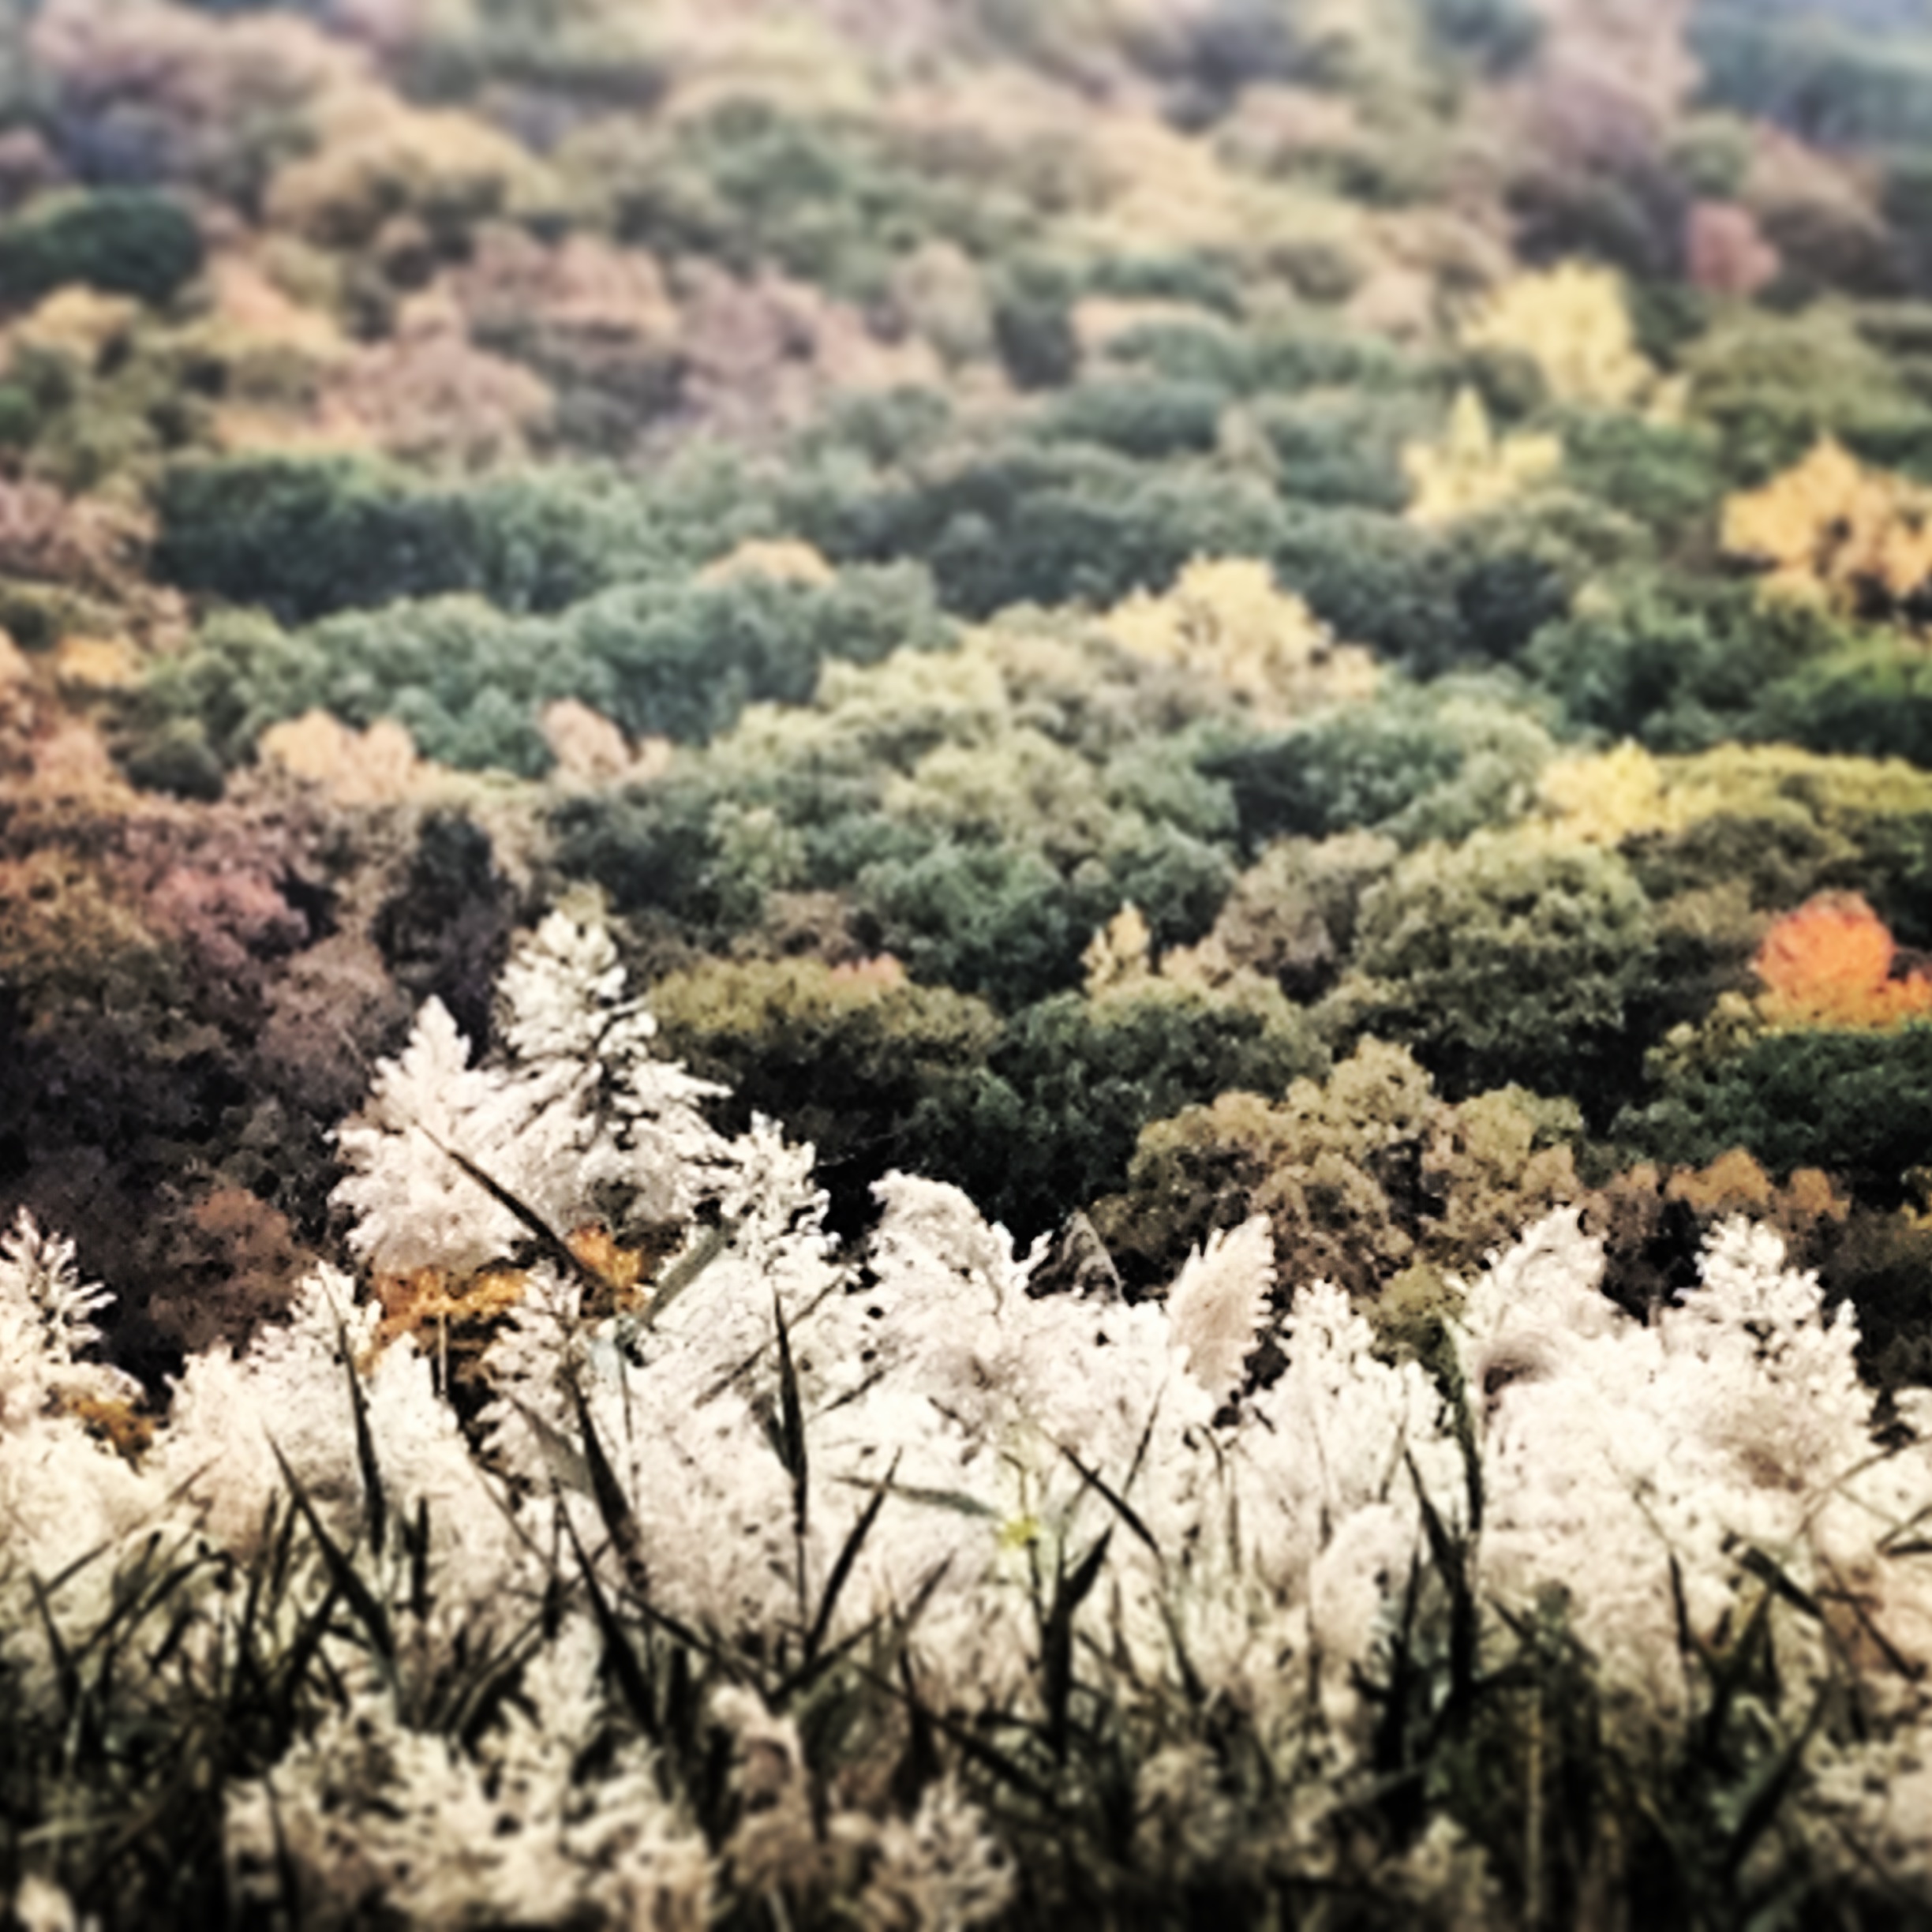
[1268,508,1465,668]
[1166,830,1399,999]
[551,777,752,934]
[0,190,203,305]
[153,454,773,624]
[1257,390,1429,511]
[1092,1036,1581,1295]
[1622,1024,1932,1206]
[585,99,1018,305]
[1345,828,1658,1103]
[979,975,1325,1237]
[799,443,1286,619]
[1421,0,1541,72]
[989,255,1079,390]
[1690,0,1932,148]
[1524,574,1837,748]
[1553,409,1724,534]
[139,526,953,781]
[855,840,1095,1010]
[1031,377,1226,460]
[1679,305,1932,485]
[1104,316,1427,397]
[1206,680,1555,849]
[1755,639,1932,769]
[152,457,481,623]
[646,956,1013,1233]
[1751,893,1932,1031]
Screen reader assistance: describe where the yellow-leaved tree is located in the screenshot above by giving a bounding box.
[1540,741,1932,846]
[1100,556,1377,721]
[1458,261,1668,412]
[1720,437,1932,620]
[1081,902,1154,996]
[698,537,839,588]
[1402,387,1563,526]
[1538,742,1743,846]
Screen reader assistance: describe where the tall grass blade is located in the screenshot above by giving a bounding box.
[804,1456,897,1668]
[335,1316,387,1559]
[268,1439,395,1670]
[1406,1451,1474,1729]
[567,1371,649,1595]
[634,1217,739,1332]
[560,1497,658,1741]
[419,1129,616,1297]
[771,1286,809,1548]
[1051,1436,1159,1558]
[1043,1530,1111,1762]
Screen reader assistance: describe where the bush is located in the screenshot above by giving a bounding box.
[1421,0,1542,73]
[1268,510,1469,670]
[1525,575,1838,748]
[645,955,1010,1234]
[590,99,1018,305]
[1098,818,1238,949]
[1207,681,1554,849]
[1346,828,1658,1103]
[1690,1,1932,148]
[1092,1037,1581,1295]
[152,458,481,623]
[551,779,753,934]
[1852,811,1932,947]
[1553,410,1724,534]
[153,454,773,624]
[1106,317,1429,398]
[653,952,1321,1243]
[979,976,1324,1237]
[202,560,955,776]
[1253,391,1430,511]
[1754,640,1932,769]
[799,444,1286,618]
[1032,378,1226,460]
[1679,306,1932,485]
[0,190,203,305]
[990,256,1079,390]
[1622,1024,1932,1207]
[855,840,1095,1010]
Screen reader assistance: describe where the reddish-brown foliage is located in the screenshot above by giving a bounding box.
[1684,200,1780,298]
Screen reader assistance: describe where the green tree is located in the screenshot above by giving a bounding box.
[1620,1025,1932,1208]
[650,956,1009,1234]
[1342,827,1659,1103]
[1755,640,1932,770]
[1207,680,1555,849]
[1091,1037,1581,1296]
[0,189,203,305]
[981,975,1324,1237]
[1525,573,1837,749]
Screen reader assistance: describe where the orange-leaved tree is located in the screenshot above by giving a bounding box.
[1754,893,1932,1030]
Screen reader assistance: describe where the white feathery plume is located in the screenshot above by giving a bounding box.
[1165,1214,1274,1404]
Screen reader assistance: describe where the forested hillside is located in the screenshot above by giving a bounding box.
[9,2,1932,1925]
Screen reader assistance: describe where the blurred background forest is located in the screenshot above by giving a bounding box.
[9,0,1932,1391]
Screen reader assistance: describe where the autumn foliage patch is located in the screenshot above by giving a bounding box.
[1754,892,1932,1029]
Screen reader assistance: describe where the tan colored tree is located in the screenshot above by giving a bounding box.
[1100,557,1376,722]
[1459,261,1663,410]
[1721,438,1932,620]
[1402,388,1563,527]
